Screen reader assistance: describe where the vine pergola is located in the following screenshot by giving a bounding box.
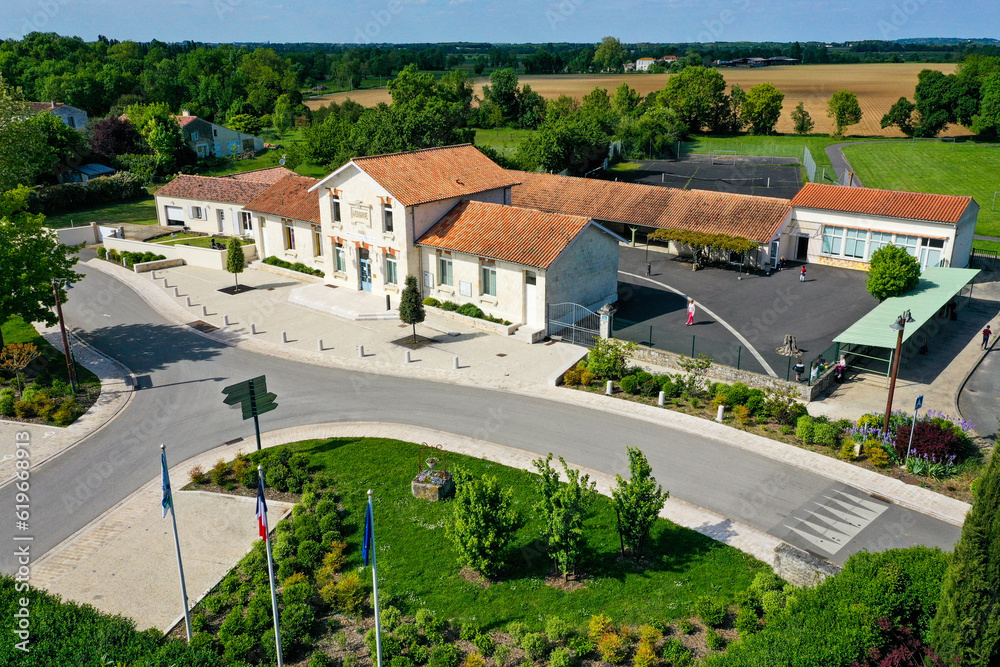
[648,228,761,270]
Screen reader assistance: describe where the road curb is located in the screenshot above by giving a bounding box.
[955,317,999,433]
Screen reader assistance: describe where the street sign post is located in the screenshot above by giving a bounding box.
[222,375,278,451]
[905,395,924,460]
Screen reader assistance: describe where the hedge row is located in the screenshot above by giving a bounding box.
[263,256,325,278]
[97,247,167,268]
[28,171,147,215]
[421,298,511,326]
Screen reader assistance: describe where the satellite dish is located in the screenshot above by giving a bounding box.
[279,153,286,166]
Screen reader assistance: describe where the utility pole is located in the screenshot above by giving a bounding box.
[883,310,915,435]
[52,280,76,393]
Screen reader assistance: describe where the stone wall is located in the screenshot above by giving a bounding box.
[773,542,841,587]
[628,343,832,402]
[815,255,867,271]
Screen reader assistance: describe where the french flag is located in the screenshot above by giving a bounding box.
[256,476,268,541]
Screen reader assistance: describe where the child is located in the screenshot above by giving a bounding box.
[686,298,696,326]
[793,360,805,382]
[799,265,807,282]
[982,325,992,350]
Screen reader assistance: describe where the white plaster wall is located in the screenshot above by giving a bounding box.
[154,195,254,238]
[420,247,530,324]
[545,225,621,312]
[951,201,978,269]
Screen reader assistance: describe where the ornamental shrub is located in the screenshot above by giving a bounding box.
[735,607,760,636]
[460,621,481,641]
[864,440,891,467]
[422,297,441,307]
[473,632,495,657]
[588,614,614,642]
[461,653,486,667]
[456,303,486,319]
[296,539,322,571]
[796,415,815,444]
[283,580,314,606]
[280,602,315,645]
[695,596,727,628]
[380,605,403,632]
[0,390,15,417]
[445,472,520,579]
[596,632,627,664]
[522,632,549,660]
[440,301,459,311]
[814,422,841,448]
[549,647,573,667]
[633,640,657,667]
[96,246,107,260]
[563,368,581,386]
[745,389,766,416]
[706,629,726,651]
[894,421,967,462]
[428,644,462,667]
[546,616,572,642]
[587,338,637,380]
[318,571,365,614]
[580,370,595,386]
[761,589,787,615]
[662,639,693,666]
[620,374,640,394]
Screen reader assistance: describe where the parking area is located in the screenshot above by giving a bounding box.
[608,156,805,200]
[615,245,875,379]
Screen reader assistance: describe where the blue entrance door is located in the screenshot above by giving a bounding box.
[359,252,372,292]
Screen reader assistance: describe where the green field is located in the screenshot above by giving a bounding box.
[42,196,157,229]
[844,141,1000,239]
[283,436,767,630]
[150,234,254,248]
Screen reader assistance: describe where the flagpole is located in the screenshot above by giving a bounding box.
[260,465,284,667]
[368,489,383,667]
[161,444,192,642]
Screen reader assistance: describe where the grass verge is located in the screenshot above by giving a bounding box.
[42,196,157,229]
[2,316,99,387]
[279,436,768,630]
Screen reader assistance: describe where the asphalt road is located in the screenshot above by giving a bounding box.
[0,260,961,575]
[959,344,999,440]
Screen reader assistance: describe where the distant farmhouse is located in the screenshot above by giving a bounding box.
[714,56,800,67]
[153,145,978,332]
[28,101,89,130]
[175,110,265,158]
[634,57,656,71]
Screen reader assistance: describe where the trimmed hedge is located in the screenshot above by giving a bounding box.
[262,256,324,278]
[28,171,147,215]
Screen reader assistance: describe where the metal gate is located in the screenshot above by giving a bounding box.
[970,248,999,272]
[547,302,601,347]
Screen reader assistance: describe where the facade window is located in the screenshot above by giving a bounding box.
[241,211,253,234]
[312,225,323,257]
[383,204,394,233]
[844,228,867,259]
[283,221,295,250]
[438,257,453,286]
[191,131,199,141]
[335,243,346,272]
[332,197,341,223]
[190,205,205,220]
[868,231,892,258]
[895,234,918,257]
[213,129,218,137]
[385,255,398,285]
[482,265,497,297]
[67,116,76,129]
[821,226,843,255]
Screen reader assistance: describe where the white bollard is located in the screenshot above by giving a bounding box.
[223,314,231,326]
[251,323,258,335]
[173,287,179,297]
[358,345,365,358]
[201,305,208,317]
[716,405,725,422]
[606,380,613,395]
[658,391,665,407]
[185,296,192,307]
[453,356,459,370]
[317,339,323,351]
[150,270,156,280]
[281,331,288,343]
[405,349,412,364]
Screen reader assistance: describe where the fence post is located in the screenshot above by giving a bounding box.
[691,335,695,358]
[787,356,792,381]
[737,346,741,370]
[649,325,653,348]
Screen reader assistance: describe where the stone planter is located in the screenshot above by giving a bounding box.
[411,470,454,501]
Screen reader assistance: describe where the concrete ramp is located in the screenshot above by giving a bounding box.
[289,282,399,320]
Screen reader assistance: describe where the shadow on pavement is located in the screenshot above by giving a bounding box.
[73,322,227,374]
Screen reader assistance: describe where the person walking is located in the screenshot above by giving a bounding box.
[779,256,786,271]
[799,265,807,282]
[982,324,992,350]
[646,261,651,276]
[686,298,696,326]
[793,360,805,382]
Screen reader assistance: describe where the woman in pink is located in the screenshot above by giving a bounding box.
[686,298,696,326]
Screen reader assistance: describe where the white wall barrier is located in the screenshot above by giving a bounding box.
[102,237,257,272]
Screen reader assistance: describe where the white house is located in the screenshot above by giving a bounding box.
[244,174,324,271]
[176,111,266,158]
[153,166,294,237]
[786,183,978,270]
[29,101,89,130]
[634,57,656,71]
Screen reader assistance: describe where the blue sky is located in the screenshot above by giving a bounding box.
[3,0,995,45]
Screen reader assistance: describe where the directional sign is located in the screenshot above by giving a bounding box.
[914,395,923,411]
[221,375,277,451]
[222,376,266,405]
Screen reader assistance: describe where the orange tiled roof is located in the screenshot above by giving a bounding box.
[790,182,974,224]
[176,115,200,128]
[29,101,63,112]
[225,166,295,184]
[511,171,790,243]
[155,174,276,206]
[417,200,598,269]
[245,175,321,223]
[349,145,521,207]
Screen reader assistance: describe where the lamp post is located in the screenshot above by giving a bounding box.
[52,280,76,394]
[883,309,915,435]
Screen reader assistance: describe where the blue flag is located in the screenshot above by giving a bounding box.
[362,500,374,566]
[161,448,172,519]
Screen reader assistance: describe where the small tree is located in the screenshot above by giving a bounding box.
[586,338,636,380]
[532,454,597,581]
[0,343,40,396]
[827,89,863,136]
[677,353,713,395]
[445,472,520,579]
[273,94,293,137]
[791,102,815,135]
[741,82,785,135]
[399,275,425,343]
[866,245,921,301]
[225,237,245,289]
[612,447,668,559]
[931,449,1000,666]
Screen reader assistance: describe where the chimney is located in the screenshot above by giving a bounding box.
[50,100,57,108]
[182,109,190,116]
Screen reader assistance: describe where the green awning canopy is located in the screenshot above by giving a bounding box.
[833,267,980,349]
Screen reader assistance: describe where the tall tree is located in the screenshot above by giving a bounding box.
[272,93,293,137]
[532,454,597,581]
[611,82,642,118]
[481,67,521,125]
[741,82,785,135]
[791,101,815,134]
[0,186,81,348]
[398,274,425,343]
[612,447,668,559]
[880,97,917,137]
[445,472,520,579]
[931,451,1000,666]
[593,36,627,72]
[657,66,728,133]
[827,89,863,136]
[0,76,43,191]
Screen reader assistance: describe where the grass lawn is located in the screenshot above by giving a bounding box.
[152,234,254,248]
[285,436,768,631]
[195,146,331,180]
[1,316,99,386]
[972,239,1000,253]
[474,128,538,159]
[843,140,1000,237]
[682,134,907,173]
[42,196,157,229]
